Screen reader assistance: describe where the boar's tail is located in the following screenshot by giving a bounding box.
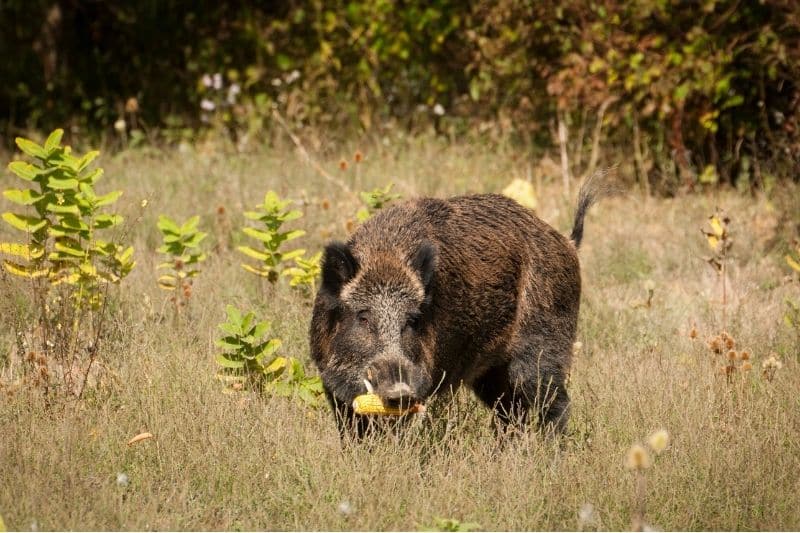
[569,168,615,249]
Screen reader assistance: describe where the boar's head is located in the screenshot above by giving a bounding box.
[311,241,437,411]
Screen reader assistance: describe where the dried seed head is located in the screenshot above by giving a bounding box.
[577,503,598,529]
[689,325,698,340]
[217,205,226,215]
[721,332,735,350]
[321,199,330,210]
[339,158,348,171]
[741,361,753,372]
[708,336,723,354]
[739,351,750,361]
[354,150,363,163]
[572,341,583,356]
[727,350,737,361]
[625,444,652,470]
[647,429,670,454]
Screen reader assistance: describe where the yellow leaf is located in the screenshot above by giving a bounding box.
[0,242,43,260]
[706,234,719,251]
[787,254,800,273]
[264,356,287,374]
[126,432,154,446]
[709,215,724,237]
[2,260,48,278]
[157,273,177,290]
[501,178,538,210]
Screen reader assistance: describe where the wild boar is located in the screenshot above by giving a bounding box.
[309,178,603,439]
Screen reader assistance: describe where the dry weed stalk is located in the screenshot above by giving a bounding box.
[626,429,670,532]
[702,209,732,329]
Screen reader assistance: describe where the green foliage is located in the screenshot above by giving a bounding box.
[215,305,283,380]
[214,305,323,404]
[282,251,322,297]
[156,215,207,311]
[237,191,305,283]
[0,128,134,399]
[356,183,402,222]
[1,129,134,309]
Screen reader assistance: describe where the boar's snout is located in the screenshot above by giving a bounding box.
[364,355,430,405]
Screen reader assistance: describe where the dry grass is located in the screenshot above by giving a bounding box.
[1,137,799,531]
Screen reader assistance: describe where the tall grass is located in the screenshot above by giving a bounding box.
[1,138,798,530]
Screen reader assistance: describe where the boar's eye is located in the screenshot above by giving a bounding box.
[357,309,371,327]
[404,313,421,331]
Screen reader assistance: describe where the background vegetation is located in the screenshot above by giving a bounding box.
[2,1,799,193]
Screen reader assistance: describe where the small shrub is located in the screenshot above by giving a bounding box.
[356,183,401,222]
[214,305,323,404]
[156,215,208,315]
[0,129,135,399]
[237,191,305,284]
[282,251,322,297]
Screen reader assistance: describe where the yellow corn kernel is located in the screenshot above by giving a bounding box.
[352,394,424,416]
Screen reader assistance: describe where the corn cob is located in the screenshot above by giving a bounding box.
[352,393,425,416]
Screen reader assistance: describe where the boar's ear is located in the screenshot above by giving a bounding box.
[411,242,437,292]
[321,241,359,296]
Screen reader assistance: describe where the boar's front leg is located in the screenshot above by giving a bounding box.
[324,387,371,441]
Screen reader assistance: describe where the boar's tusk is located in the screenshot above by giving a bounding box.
[363,378,374,393]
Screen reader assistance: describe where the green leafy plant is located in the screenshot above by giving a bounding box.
[356,183,401,222]
[237,191,305,283]
[0,129,135,399]
[264,355,324,406]
[1,129,134,306]
[214,305,323,404]
[156,215,208,314]
[282,251,322,297]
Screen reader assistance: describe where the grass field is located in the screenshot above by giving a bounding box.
[1,136,799,531]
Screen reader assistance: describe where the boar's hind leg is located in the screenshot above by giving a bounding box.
[473,353,571,436]
[472,365,530,437]
[511,350,571,435]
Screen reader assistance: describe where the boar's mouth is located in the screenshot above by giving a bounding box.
[363,378,420,408]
